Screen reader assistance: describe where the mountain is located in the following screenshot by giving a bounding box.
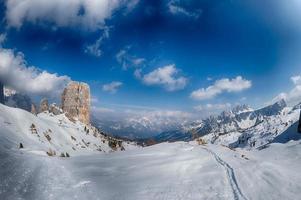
[4,89,33,112]
[0,103,138,156]
[154,100,300,148]
[92,112,191,139]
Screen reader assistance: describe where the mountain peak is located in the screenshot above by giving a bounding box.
[231,104,253,114]
[274,99,287,108]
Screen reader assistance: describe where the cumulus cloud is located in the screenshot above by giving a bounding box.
[191,76,252,100]
[0,47,70,98]
[140,64,187,91]
[5,0,139,30]
[85,27,110,57]
[116,47,145,70]
[167,0,202,19]
[271,75,301,106]
[102,81,123,93]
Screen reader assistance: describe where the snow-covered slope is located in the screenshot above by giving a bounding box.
[1,102,301,200]
[1,139,301,200]
[0,103,137,156]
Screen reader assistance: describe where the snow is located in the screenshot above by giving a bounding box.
[201,105,300,149]
[1,103,301,200]
[1,140,301,200]
[0,103,138,155]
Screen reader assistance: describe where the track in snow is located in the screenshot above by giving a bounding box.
[202,147,248,200]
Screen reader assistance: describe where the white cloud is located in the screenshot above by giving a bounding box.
[102,81,123,93]
[116,47,145,70]
[271,75,301,106]
[194,103,232,112]
[5,0,139,30]
[140,64,187,91]
[0,47,70,98]
[291,75,301,85]
[85,27,109,57]
[191,76,252,100]
[167,0,202,19]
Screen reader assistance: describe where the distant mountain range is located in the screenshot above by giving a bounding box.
[153,100,301,149]
[91,112,192,139]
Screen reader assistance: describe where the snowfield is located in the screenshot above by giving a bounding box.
[0,104,301,200]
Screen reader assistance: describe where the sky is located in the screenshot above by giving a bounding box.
[0,0,301,136]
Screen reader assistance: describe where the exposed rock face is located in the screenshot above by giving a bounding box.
[61,81,90,124]
[39,98,49,113]
[49,103,62,115]
[5,93,32,112]
[31,104,37,115]
[298,111,301,133]
[0,82,4,104]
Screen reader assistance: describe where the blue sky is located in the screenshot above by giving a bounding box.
[0,0,301,127]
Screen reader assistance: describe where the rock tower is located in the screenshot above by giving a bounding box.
[61,81,90,125]
[298,111,301,133]
[0,82,4,104]
[31,103,37,115]
[39,98,49,113]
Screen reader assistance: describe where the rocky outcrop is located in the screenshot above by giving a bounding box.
[39,98,49,113]
[0,82,4,104]
[31,104,37,115]
[298,111,301,133]
[5,93,32,112]
[49,103,62,115]
[61,81,90,125]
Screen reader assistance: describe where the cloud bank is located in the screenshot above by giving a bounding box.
[191,76,252,100]
[5,0,139,30]
[0,48,70,98]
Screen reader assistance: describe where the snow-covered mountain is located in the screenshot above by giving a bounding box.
[154,100,300,148]
[0,103,138,157]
